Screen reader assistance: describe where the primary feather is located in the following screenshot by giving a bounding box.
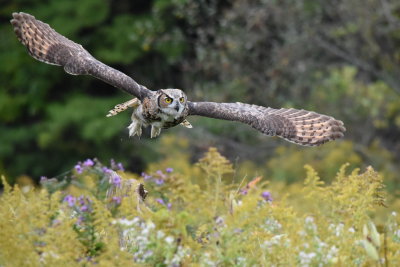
[10,12,151,100]
[188,102,345,146]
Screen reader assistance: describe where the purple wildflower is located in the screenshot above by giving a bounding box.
[167,203,172,210]
[80,205,89,212]
[83,159,94,167]
[261,191,273,202]
[40,176,47,182]
[75,164,83,174]
[234,228,244,234]
[156,198,165,205]
[166,167,173,173]
[154,179,164,185]
[117,162,124,171]
[112,196,122,204]
[111,173,122,186]
[77,216,84,225]
[102,167,112,174]
[240,189,248,195]
[77,196,85,205]
[141,172,152,180]
[64,195,76,207]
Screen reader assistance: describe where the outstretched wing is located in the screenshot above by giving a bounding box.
[10,12,151,100]
[188,102,345,146]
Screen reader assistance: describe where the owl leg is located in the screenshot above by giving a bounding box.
[150,125,162,138]
[128,119,142,137]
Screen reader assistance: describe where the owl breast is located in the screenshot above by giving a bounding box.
[140,97,189,129]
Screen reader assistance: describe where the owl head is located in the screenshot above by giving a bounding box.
[157,89,187,116]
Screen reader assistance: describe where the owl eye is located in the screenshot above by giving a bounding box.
[164,97,173,104]
[179,97,185,103]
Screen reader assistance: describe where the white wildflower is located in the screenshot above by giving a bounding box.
[142,221,155,235]
[318,240,327,249]
[304,216,317,233]
[201,252,216,267]
[165,246,190,267]
[393,229,400,243]
[326,246,339,262]
[157,230,166,239]
[142,250,154,260]
[298,251,317,267]
[335,223,344,236]
[147,221,156,229]
[165,236,175,245]
[298,230,306,237]
[262,234,286,248]
[305,216,314,224]
[264,217,282,233]
[118,217,139,226]
[236,256,247,266]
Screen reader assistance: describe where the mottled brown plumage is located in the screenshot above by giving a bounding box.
[188,102,344,146]
[10,12,151,100]
[11,12,346,146]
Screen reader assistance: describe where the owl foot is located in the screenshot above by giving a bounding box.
[150,126,162,138]
[106,98,140,117]
[128,120,142,137]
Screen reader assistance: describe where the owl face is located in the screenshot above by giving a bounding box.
[157,89,187,116]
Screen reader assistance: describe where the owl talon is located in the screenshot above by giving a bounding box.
[128,121,142,137]
[150,126,162,138]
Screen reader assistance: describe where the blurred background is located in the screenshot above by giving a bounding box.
[0,0,399,192]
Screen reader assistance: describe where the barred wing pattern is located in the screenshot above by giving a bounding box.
[188,102,345,146]
[11,12,346,146]
[10,12,151,100]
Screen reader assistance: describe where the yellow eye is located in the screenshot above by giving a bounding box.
[179,97,185,103]
[165,97,172,104]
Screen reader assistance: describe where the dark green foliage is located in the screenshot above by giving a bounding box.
[1,0,400,192]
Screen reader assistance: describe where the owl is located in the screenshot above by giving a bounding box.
[10,12,346,146]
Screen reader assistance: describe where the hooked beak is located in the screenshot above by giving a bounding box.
[174,103,180,112]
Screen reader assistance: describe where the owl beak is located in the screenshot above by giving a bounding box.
[174,103,180,112]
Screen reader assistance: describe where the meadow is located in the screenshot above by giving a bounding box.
[1,143,399,266]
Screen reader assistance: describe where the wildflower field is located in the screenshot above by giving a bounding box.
[1,146,399,267]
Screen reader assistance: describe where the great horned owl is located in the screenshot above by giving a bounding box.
[121,89,190,138]
[10,12,346,146]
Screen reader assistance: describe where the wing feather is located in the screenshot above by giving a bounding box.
[10,12,151,100]
[188,102,345,146]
